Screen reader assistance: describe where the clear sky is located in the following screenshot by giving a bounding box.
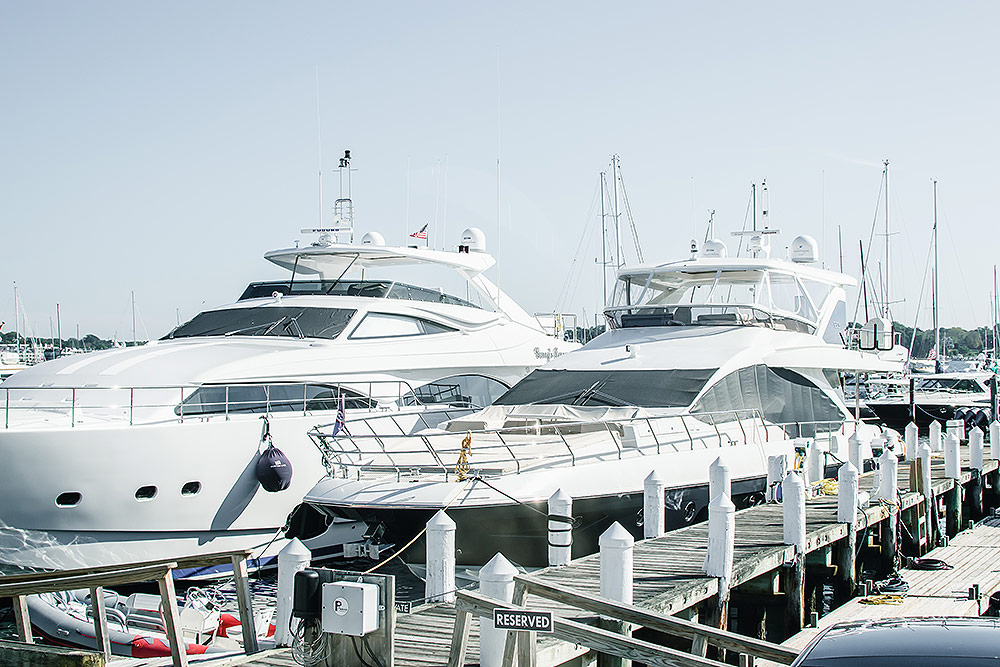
[2,1,998,341]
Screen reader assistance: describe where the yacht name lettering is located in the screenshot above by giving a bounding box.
[534,347,562,361]
[493,609,553,632]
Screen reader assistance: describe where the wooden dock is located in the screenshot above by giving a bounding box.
[756,513,1000,666]
[5,449,999,667]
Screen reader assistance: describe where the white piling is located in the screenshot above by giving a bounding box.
[991,421,1000,460]
[806,439,824,486]
[426,510,456,603]
[930,420,942,452]
[945,433,961,480]
[946,419,964,442]
[548,489,573,566]
[877,446,898,502]
[479,553,519,667]
[838,462,859,525]
[848,432,864,472]
[643,471,665,539]
[275,538,311,647]
[904,422,918,461]
[767,455,787,502]
[703,491,736,592]
[599,522,634,605]
[970,427,984,472]
[709,457,731,504]
[782,472,806,554]
[918,443,932,498]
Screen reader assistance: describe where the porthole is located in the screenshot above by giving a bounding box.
[181,481,202,496]
[135,485,157,501]
[56,492,82,507]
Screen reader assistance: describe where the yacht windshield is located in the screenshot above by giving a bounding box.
[164,307,356,340]
[608,268,832,333]
[494,369,715,408]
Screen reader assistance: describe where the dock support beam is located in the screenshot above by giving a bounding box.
[876,448,898,574]
[699,476,735,660]
[836,462,859,601]
[427,510,457,603]
[969,428,985,520]
[945,434,963,538]
[480,553,518,667]
[782,472,806,635]
[598,523,633,667]
[548,489,573,566]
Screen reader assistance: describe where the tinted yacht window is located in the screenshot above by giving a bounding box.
[165,307,355,340]
[402,375,509,408]
[495,369,715,408]
[177,384,373,416]
[693,365,843,431]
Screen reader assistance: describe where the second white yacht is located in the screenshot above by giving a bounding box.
[294,232,903,567]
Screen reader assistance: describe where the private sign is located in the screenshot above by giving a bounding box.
[493,609,554,633]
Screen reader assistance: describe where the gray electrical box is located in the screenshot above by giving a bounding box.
[321,581,380,636]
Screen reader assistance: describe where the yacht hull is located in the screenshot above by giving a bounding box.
[0,413,375,573]
[313,475,768,567]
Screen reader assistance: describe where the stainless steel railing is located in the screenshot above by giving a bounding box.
[308,408,799,482]
[1,379,427,429]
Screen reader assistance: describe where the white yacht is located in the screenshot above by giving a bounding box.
[0,227,577,574]
[293,232,903,567]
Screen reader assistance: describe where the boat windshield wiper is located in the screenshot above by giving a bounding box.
[222,318,285,337]
[284,317,306,339]
[572,380,605,406]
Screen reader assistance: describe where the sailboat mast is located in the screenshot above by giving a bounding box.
[932,180,940,362]
[612,155,622,270]
[13,283,18,357]
[883,160,891,320]
[600,171,608,307]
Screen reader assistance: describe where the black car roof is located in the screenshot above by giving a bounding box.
[795,617,1000,664]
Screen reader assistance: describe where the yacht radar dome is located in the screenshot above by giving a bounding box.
[790,235,819,263]
[361,232,386,246]
[459,227,487,253]
[701,239,728,259]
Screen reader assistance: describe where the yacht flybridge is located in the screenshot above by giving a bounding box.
[0,227,577,573]
[293,232,904,567]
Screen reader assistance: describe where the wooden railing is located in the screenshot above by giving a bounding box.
[0,549,259,667]
[447,574,798,667]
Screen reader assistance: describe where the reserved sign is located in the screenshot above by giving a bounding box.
[493,609,554,633]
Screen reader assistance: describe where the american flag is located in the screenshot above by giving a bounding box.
[409,223,428,240]
[330,396,346,437]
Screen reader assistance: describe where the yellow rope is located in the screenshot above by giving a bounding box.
[860,594,906,605]
[455,430,472,481]
[815,478,839,496]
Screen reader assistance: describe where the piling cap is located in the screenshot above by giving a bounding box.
[549,488,572,503]
[838,461,858,477]
[644,469,664,485]
[278,537,312,559]
[918,442,932,457]
[480,552,519,581]
[599,522,635,549]
[710,457,729,474]
[782,470,805,492]
[427,509,456,530]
